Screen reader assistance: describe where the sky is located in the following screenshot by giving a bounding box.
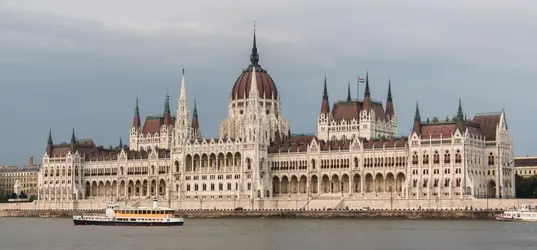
[1,0,536,165]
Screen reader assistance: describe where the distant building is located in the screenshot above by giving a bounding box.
[0,156,39,198]
[515,156,537,178]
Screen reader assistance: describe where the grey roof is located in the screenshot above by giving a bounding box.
[0,166,40,173]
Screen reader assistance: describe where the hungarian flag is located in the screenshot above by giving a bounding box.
[357,76,365,83]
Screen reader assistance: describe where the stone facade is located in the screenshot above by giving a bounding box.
[0,157,39,198]
[37,29,516,209]
[514,156,537,178]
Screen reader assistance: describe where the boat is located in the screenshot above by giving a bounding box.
[495,204,537,222]
[73,198,184,226]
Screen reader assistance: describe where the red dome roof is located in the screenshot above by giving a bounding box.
[230,29,278,100]
[231,66,278,100]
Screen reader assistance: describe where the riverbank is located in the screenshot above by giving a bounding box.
[0,208,501,220]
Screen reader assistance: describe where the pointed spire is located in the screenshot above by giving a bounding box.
[320,73,330,115]
[250,21,259,66]
[46,129,54,156]
[387,78,392,101]
[71,128,76,144]
[191,99,200,140]
[119,137,123,149]
[362,70,372,111]
[346,81,351,102]
[413,101,422,135]
[364,71,370,97]
[323,73,328,98]
[70,128,77,153]
[163,93,172,125]
[47,129,53,145]
[457,98,464,120]
[385,78,395,118]
[414,102,421,121]
[179,68,187,100]
[164,93,170,114]
[132,97,141,128]
[193,99,198,117]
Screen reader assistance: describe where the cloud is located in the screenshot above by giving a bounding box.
[1,0,537,164]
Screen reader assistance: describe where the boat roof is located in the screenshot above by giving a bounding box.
[113,206,175,211]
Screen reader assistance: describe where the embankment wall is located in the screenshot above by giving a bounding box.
[0,208,499,220]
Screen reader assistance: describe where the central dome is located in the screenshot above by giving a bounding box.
[230,31,278,100]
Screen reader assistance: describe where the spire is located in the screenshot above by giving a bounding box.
[346,81,351,102]
[46,129,54,156]
[414,102,421,121]
[457,98,464,120]
[250,21,259,66]
[191,99,200,139]
[412,101,422,135]
[119,137,123,149]
[47,129,53,145]
[387,78,392,101]
[70,128,77,153]
[320,74,330,115]
[163,93,172,126]
[363,71,372,111]
[364,71,370,97]
[179,68,187,102]
[71,128,76,144]
[385,78,395,118]
[132,97,141,128]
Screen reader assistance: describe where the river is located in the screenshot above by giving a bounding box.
[0,217,535,250]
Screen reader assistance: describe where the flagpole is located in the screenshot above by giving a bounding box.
[356,76,360,102]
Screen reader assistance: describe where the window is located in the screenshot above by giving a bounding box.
[455,150,462,163]
[412,152,418,165]
[444,151,451,164]
[433,151,440,164]
[488,153,495,166]
[423,153,429,164]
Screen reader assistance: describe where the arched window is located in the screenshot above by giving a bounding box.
[455,150,462,163]
[433,151,440,164]
[412,152,418,165]
[444,150,451,164]
[423,153,429,164]
[488,153,495,166]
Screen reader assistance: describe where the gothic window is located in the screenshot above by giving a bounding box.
[444,150,451,164]
[433,179,439,187]
[433,151,440,164]
[456,178,461,187]
[412,152,418,165]
[444,179,450,187]
[455,150,462,163]
[488,153,495,166]
[423,153,429,164]
[219,183,223,191]
[413,179,417,188]
[423,179,428,188]
[186,184,191,191]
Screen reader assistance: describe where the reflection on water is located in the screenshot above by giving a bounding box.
[0,217,536,250]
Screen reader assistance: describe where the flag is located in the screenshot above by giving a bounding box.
[357,76,365,83]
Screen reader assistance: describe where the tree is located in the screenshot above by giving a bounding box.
[516,174,537,198]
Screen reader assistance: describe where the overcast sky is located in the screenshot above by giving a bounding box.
[1,0,535,165]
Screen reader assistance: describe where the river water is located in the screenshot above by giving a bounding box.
[0,217,536,250]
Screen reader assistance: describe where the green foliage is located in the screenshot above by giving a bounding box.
[515,174,537,198]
